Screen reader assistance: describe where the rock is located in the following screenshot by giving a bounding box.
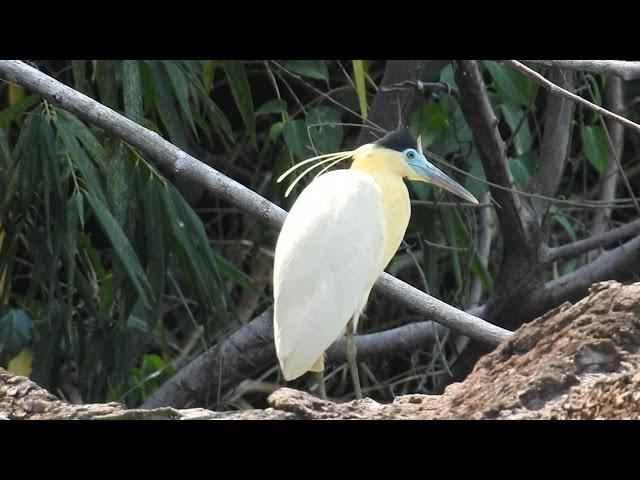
[2,281,640,419]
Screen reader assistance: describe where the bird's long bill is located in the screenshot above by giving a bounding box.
[409,157,479,204]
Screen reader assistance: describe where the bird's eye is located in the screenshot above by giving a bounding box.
[406,150,416,160]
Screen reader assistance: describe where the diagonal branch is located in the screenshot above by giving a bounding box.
[590,77,625,249]
[538,234,640,307]
[504,60,640,137]
[453,60,533,257]
[523,60,640,81]
[542,219,640,263]
[529,68,576,218]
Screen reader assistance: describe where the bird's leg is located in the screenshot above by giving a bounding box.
[315,371,327,400]
[346,317,363,400]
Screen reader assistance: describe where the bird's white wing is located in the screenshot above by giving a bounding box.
[273,169,385,380]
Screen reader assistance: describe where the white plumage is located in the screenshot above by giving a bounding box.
[273,169,386,380]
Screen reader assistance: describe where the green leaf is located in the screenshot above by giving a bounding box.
[256,99,288,116]
[147,61,188,149]
[581,125,608,176]
[284,60,329,82]
[122,60,143,124]
[439,209,462,290]
[0,309,33,358]
[55,116,109,207]
[161,61,197,136]
[202,60,217,98]
[56,110,108,170]
[484,61,534,107]
[464,149,488,200]
[95,60,119,109]
[160,184,228,322]
[215,254,264,298]
[584,74,602,108]
[222,61,256,145]
[204,98,234,142]
[508,156,532,189]
[409,102,449,148]
[305,106,343,155]
[553,209,577,242]
[85,192,154,308]
[283,120,310,159]
[470,254,493,294]
[0,94,40,129]
[269,121,285,143]
[352,60,368,120]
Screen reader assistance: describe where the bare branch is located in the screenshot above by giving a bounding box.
[142,309,452,409]
[529,69,576,218]
[468,192,493,307]
[524,60,640,81]
[539,234,640,306]
[590,77,625,250]
[374,273,510,345]
[453,60,534,256]
[542,219,640,263]
[504,60,640,137]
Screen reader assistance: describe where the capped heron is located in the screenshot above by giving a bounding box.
[273,130,478,399]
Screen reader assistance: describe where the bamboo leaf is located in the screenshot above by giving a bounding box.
[123,60,143,124]
[352,60,368,120]
[147,61,188,149]
[284,60,328,82]
[161,61,197,136]
[0,94,40,128]
[85,192,154,308]
[203,60,217,98]
[256,99,287,116]
[222,60,256,145]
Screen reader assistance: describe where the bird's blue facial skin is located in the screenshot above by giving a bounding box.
[403,148,434,179]
[402,148,479,204]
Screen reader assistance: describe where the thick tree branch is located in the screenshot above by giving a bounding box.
[542,219,640,263]
[529,69,576,218]
[142,309,448,409]
[453,60,534,257]
[524,60,640,81]
[539,234,640,307]
[504,60,640,136]
[355,60,427,145]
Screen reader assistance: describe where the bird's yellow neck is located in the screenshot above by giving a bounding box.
[351,146,411,269]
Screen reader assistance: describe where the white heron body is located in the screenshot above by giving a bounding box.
[273,147,411,381]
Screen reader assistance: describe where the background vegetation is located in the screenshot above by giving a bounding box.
[0,60,638,408]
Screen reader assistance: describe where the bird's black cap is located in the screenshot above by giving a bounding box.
[373,129,417,152]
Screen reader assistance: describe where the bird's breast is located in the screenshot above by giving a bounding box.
[368,173,411,269]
